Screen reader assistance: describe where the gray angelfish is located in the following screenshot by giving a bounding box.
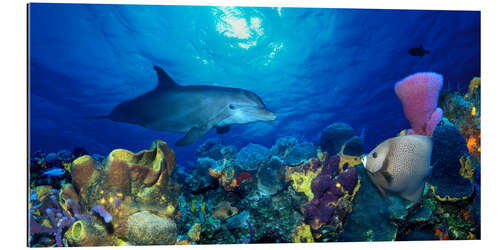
[88,66,276,146]
[361,134,432,202]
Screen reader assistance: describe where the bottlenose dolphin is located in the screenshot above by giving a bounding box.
[89,66,276,146]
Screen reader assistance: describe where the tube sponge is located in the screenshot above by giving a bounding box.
[395,72,443,136]
[65,220,110,246]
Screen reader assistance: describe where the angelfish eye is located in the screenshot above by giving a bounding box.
[229,104,235,110]
[372,152,377,158]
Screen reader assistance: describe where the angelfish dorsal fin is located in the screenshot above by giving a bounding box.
[153,66,179,90]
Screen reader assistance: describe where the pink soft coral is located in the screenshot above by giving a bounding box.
[395,72,443,136]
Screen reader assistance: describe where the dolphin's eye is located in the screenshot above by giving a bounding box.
[372,152,377,158]
[229,104,235,110]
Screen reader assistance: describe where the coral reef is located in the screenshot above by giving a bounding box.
[340,165,407,241]
[187,223,202,242]
[197,138,238,161]
[285,157,323,201]
[319,123,358,156]
[30,148,86,189]
[440,77,481,161]
[292,223,314,243]
[429,124,475,201]
[126,211,177,245]
[256,156,283,196]
[283,142,317,166]
[208,159,240,191]
[302,156,359,237]
[395,72,443,136]
[30,140,180,246]
[285,152,361,241]
[236,143,270,171]
[29,103,480,246]
[212,201,238,220]
[270,136,298,158]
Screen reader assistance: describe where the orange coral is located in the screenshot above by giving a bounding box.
[468,77,480,96]
[59,184,79,213]
[466,134,480,158]
[208,161,239,191]
[104,159,131,194]
[70,155,97,192]
[187,223,202,242]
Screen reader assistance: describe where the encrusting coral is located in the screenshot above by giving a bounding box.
[429,124,475,202]
[440,77,481,161]
[286,149,361,239]
[212,201,238,220]
[31,140,180,246]
[292,223,314,243]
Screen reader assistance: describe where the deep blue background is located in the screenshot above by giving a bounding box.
[28,4,480,164]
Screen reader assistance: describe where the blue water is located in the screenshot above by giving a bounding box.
[28,4,480,164]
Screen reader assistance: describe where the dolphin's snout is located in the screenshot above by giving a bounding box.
[268,111,277,121]
[260,108,276,121]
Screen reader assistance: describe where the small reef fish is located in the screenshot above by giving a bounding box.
[41,167,66,177]
[362,135,432,202]
[408,45,430,58]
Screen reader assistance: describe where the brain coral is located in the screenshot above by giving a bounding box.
[126,211,177,245]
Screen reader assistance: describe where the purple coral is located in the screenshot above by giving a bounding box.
[303,202,335,230]
[303,155,359,231]
[337,168,358,194]
[319,156,340,178]
[29,216,56,234]
[91,205,113,224]
[30,195,91,247]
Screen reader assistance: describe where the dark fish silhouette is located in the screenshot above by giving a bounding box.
[408,45,430,58]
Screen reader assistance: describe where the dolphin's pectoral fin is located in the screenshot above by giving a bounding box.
[175,125,212,146]
[215,125,230,134]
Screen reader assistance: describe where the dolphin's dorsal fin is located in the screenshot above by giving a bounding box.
[153,66,179,90]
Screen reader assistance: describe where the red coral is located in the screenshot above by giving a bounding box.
[236,172,252,185]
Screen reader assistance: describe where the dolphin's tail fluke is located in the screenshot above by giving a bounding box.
[84,115,110,119]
